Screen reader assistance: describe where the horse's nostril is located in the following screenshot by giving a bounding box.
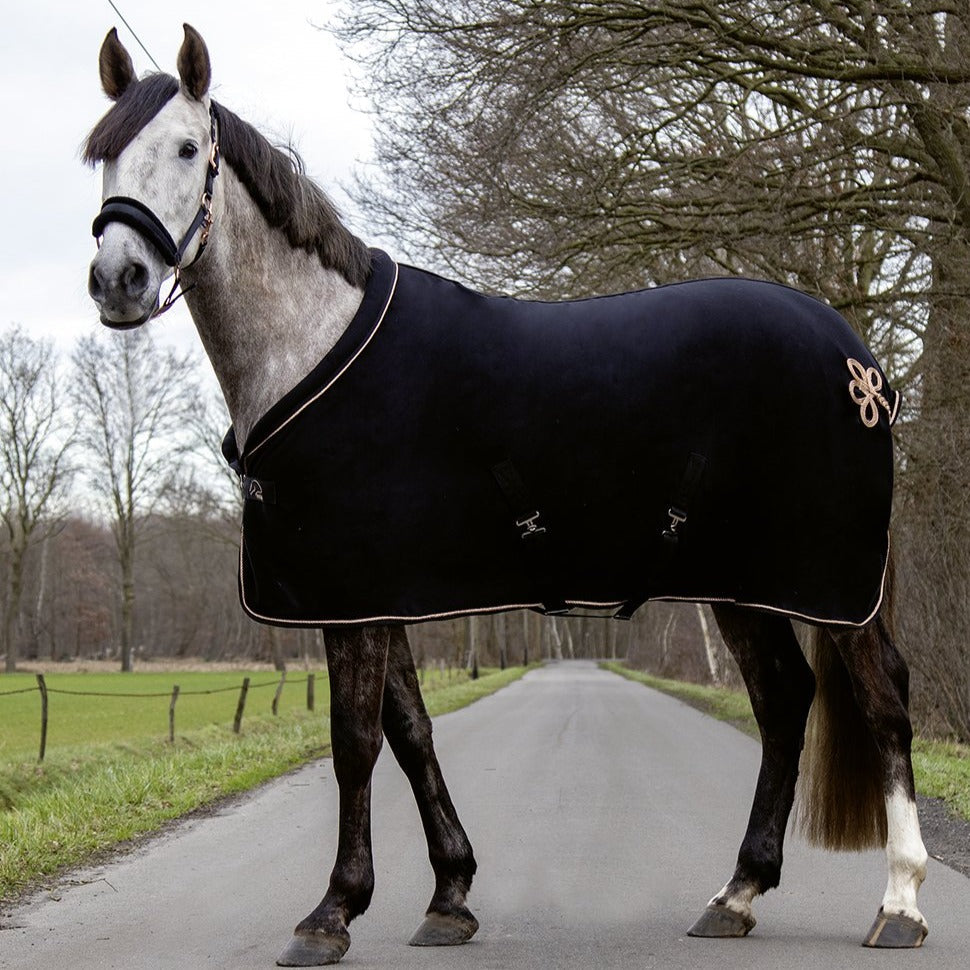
[122,261,150,299]
[88,264,105,302]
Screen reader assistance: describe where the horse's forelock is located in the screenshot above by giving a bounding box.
[83,73,180,165]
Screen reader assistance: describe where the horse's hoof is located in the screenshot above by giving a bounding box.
[409,908,479,946]
[276,930,350,966]
[687,904,755,938]
[863,910,927,948]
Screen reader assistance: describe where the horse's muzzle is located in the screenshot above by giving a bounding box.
[88,252,158,329]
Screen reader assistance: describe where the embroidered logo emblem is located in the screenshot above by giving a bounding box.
[847,358,892,428]
[247,478,264,502]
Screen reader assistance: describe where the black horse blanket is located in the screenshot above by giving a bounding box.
[223,249,898,628]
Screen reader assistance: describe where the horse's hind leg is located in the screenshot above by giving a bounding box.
[381,626,478,946]
[688,605,815,938]
[277,626,389,967]
[825,618,928,947]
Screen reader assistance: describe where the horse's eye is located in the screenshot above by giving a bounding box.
[179,142,198,160]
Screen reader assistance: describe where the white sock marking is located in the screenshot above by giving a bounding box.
[881,787,928,927]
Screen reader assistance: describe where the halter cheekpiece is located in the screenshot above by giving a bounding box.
[91,103,221,319]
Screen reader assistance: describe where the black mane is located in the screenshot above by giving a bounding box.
[84,74,370,288]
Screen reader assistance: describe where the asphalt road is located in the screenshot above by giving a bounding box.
[3,661,969,969]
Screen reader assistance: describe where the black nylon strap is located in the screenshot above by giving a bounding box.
[663,451,707,546]
[490,459,568,615]
[614,450,708,621]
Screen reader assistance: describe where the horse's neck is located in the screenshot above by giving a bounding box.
[184,166,364,449]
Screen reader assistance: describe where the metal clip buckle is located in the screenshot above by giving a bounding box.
[516,511,547,538]
[663,506,687,546]
[666,506,687,532]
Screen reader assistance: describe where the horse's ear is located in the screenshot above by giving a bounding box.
[99,27,135,101]
[177,23,211,101]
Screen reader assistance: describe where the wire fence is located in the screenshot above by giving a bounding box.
[2,672,317,762]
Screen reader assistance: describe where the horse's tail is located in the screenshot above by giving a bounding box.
[794,563,894,851]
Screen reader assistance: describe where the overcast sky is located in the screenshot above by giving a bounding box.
[3,1,378,369]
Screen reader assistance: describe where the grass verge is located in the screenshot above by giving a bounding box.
[0,666,529,904]
[602,662,758,736]
[602,661,970,824]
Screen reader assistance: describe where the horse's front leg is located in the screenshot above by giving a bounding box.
[277,626,390,967]
[381,626,479,946]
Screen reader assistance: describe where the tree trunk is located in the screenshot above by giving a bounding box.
[34,535,49,661]
[695,604,721,685]
[268,625,286,671]
[2,540,26,674]
[898,237,970,737]
[119,537,135,672]
[549,616,564,660]
[465,615,478,671]
[661,611,677,674]
[494,612,507,669]
[607,620,618,661]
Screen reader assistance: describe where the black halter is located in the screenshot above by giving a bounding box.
[91,103,221,318]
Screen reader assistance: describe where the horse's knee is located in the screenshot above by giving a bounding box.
[331,720,383,782]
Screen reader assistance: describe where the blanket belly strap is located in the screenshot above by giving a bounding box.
[663,452,708,547]
[614,451,708,621]
[490,458,568,615]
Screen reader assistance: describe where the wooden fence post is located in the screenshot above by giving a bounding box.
[169,685,180,743]
[307,673,315,711]
[36,674,48,763]
[272,671,287,715]
[233,676,251,734]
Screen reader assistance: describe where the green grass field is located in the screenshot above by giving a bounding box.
[0,669,326,762]
[0,665,529,903]
[602,662,970,824]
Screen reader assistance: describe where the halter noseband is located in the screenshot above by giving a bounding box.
[91,103,221,320]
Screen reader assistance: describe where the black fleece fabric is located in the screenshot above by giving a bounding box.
[223,249,897,628]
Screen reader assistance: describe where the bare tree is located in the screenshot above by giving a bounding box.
[0,327,75,672]
[71,330,202,672]
[336,1,970,737]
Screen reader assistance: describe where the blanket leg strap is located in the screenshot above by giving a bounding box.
[614,451,708,621]
[490,459,568,616]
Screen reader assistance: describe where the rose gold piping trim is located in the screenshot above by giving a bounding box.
[654,531,891,628]
[238,531,891,629]
[245,261,400,462]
